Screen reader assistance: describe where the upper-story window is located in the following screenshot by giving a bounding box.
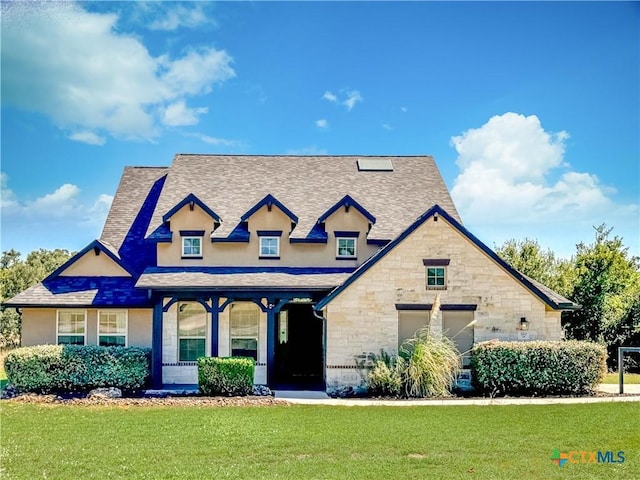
[257,230,282,259]
[260,237,279,258]
[182,237,202,257]
[335,231,359,259]
[336,238,356,258]
[423,259,450,290]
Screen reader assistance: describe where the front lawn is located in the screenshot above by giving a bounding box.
[2,402,638,479]
[603,372,640,384]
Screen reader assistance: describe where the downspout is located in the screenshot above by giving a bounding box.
[313,307,328,389]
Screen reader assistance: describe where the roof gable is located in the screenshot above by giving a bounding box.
[162,193,221,224]
[240,194,298,224]
[317,194,376,225]
[315,205,579,311]
[45,239,136,281]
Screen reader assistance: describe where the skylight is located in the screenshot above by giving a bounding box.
[357,158,394,171]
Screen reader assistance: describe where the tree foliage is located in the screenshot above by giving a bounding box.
[497,226,640,371]
[495,238,576,297]
[1,249,74,350]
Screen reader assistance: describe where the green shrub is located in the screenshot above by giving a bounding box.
[198,357,255,396]
[470,340,606,396]
[399,327,461,398]
[4,345,150,393]
[366,351,403,397]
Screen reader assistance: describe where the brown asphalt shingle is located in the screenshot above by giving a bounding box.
[144,155,460,241]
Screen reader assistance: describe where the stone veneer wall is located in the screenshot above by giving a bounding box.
[324,215,563,392]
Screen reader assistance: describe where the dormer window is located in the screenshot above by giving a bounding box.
[335,231,359,259]
[182,236,202,258]
[336,238,356,258]
[258,230,282,259]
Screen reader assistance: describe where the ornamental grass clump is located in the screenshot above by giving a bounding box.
[363,327,461,398]
[399,327,461,398]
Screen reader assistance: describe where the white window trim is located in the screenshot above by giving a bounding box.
[259,236,280,257]
[426,266,447,290]
[336,237,357,258]
[182,236,202,257]
[97,310,128,347]
[56,309,87,345]
[177,302,207,363]
[230,303,260,361]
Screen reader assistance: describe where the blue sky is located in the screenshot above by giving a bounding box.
[1,1,638,259]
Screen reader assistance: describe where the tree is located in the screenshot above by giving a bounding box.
[562,225,640,349]
[0,248,74,349]
[496,238,575,297]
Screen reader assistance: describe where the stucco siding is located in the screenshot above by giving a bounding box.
[21,308,57,345]
[128,309,152,347]
[58,251,131,277]
[324,215,562,390]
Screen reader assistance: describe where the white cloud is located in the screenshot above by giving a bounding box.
[450,112,639,257]
[162,100,208,127]
[401,106,408,113]
[322,89,363,111]
[1,2,235,143]
[1,173,113,242]
[316,119,328,129]
[323,91,337,103]
[343,90,363,111]
[69,131,106,146]
[382,123,393,131]
[147,3,212,31]
[185,133,240,148]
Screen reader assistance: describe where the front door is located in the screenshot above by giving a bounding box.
[273,303,324,389]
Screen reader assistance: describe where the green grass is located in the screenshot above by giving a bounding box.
[603,372,640,384]
[2,402,638,479]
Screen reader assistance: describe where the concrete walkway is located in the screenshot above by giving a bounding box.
[273,386,640,406]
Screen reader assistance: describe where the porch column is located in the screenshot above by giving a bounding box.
[151,300,163,389]
[211,296,219,357]
[266,306,276,386]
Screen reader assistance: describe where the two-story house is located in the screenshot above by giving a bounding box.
[6,155,578,392]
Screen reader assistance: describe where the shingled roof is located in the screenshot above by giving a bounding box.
[145,155,460,242]
[101,166,168,250]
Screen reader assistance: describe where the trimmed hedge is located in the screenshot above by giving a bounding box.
[198,357,255,396]
[4,345,150,393]
[470,340,606,396]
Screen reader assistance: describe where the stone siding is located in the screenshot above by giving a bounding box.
[324,215,563,390]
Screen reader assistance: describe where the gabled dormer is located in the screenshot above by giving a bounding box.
[316,195,377,261]
[152,193,222,262]
[46,239,135,279]
[149,193,221,242]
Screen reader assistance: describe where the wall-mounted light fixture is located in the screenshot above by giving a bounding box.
[519,317,529,331]
[434,212,439,222]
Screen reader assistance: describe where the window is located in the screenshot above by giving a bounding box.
[230,303,259,361]
[336,237,356,258]
[182,237,202,257]
[178,302,207,361]
[98,310,127,346]
[259,237,279,258]
[426,267,447,288]
[57,310,86,345]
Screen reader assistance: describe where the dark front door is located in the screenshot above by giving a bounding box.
[274,303,324,390]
